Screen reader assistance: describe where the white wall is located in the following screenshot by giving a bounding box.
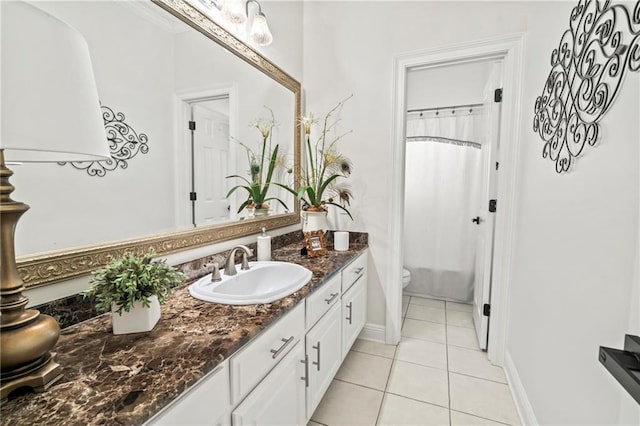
[302,1,639,424]
[406,61,491,109]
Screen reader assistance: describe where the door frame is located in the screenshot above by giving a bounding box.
[388,33,526,366]
[174,84,238,229]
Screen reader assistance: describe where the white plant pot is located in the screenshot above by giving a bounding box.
[111,295,161,335]
[302,210,328,233]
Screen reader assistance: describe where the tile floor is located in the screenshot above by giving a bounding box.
[309,296,520,426]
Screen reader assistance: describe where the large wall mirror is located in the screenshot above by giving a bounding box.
[14,0,301,288]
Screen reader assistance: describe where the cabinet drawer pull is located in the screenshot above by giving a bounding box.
[353,267,364,275]
[346,302,353,324]
[270,336,294,359]
[312,341,321,371]
[301,355,309,388]
[324,292,339,304]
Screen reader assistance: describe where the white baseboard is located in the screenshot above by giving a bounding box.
[504,350,538,426]
[357,323,386,343]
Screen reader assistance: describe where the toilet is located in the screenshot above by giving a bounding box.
[402,268,411,288]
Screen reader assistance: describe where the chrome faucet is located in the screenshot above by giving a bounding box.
[223,245,253,276]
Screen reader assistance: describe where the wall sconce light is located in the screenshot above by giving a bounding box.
[247,1,273,47]
[194,0,273,46]
[0,1,111,400]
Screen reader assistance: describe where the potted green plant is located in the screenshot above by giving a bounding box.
[84,250,185,335]
[276,95,354,232]
[227,108,290,216]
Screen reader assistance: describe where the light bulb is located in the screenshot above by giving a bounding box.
[249,13,272,46]
[222,0,246,25]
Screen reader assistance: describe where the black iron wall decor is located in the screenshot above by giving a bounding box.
[533,0,640,174]
[59,104,149,177]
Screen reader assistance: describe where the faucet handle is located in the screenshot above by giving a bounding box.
[211,262,222,282]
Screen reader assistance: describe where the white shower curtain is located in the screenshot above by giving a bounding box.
[403,110,485,303]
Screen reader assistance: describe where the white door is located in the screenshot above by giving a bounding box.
[342,276,367,357]
[306,303,342,420]
[192,101,230,226]
[472,62,502,351]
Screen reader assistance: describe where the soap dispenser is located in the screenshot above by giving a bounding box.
[257,227,271,261]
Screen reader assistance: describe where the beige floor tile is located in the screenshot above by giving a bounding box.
[408,296,446,309]
[335,351,393,391]
[447,310,474,328]
[377,393,450,426]
[351,338,397,359]
[446,301,473,313]
[449,373,520,425]
[450,410,508,425]
[307,421,326,426]
[311,380,384,426]
[448,346,506,383]
[447,324,481,350]
[402,318,447,343]
[395,337,448,370]
[387,360,449,407]
[406,304,446,324]
[402,296,410,316]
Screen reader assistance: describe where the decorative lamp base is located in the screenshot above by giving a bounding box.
[0,355,62,402]
[0,151,62,402]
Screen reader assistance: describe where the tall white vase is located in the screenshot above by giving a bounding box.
[302,210,329,233]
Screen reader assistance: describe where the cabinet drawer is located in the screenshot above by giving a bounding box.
[149,360,230,425]
[306,273,341,329]
[230,302,305,405]
[341,251,367,293]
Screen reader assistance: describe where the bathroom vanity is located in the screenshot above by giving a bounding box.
[1,242,368,425]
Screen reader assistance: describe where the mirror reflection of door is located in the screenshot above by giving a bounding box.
[190,97,231,227]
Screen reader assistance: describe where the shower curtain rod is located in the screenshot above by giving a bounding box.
[407,102,484,114]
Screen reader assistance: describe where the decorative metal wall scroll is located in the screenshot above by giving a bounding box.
[533,0,640,173]
[59,105,149,177]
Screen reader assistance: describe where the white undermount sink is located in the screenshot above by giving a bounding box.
[188,261,313,305]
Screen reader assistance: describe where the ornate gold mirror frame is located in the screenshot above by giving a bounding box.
[17,0,301,289]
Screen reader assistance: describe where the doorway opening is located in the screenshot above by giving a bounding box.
[175,85,239,230]
[187,96,231,227]
[388,34,525,366]
[402,59,502,351]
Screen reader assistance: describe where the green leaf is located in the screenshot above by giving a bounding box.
[325,201,354,220]
[263,196,289,211]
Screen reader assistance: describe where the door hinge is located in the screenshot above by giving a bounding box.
[189,192,197,201]
[188,120,196,131]
[496,161,499,171]
[483,304,491,317]
[489,199,497,213]
[494,88,503,103]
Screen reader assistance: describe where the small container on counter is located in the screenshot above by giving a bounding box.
[257,227,271,261]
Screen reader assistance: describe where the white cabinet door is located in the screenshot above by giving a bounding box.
[148,361,231,426]
[232,341,306,426]
[342,276,367,358]
[305,302,342,420]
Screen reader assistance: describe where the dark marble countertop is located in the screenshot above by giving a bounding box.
[1,242,368,426]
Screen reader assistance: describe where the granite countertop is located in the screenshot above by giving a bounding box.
[1,242,368,425]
